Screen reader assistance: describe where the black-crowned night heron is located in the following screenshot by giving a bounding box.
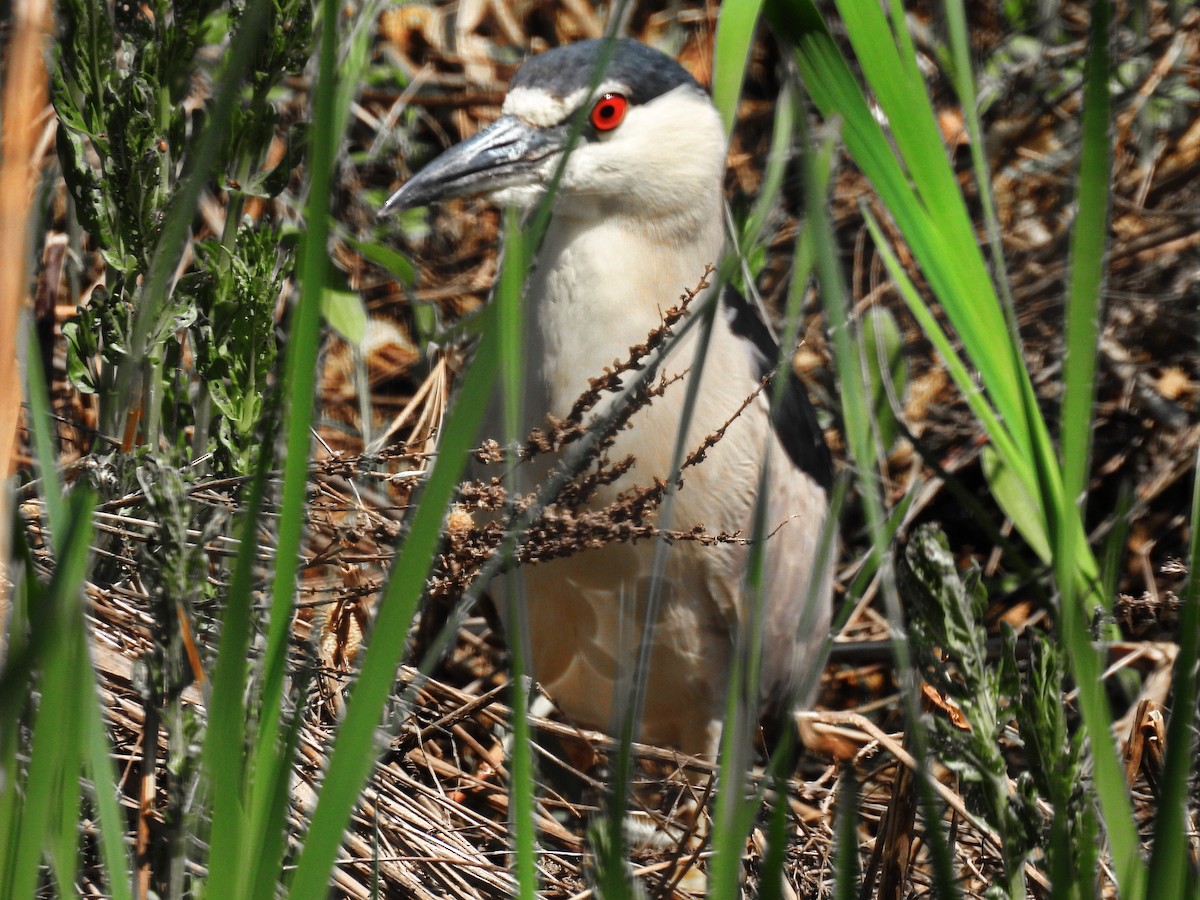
[382,38,834,760]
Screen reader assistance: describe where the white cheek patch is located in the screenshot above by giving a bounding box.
[503,88,567,126]
[504,81,632,127]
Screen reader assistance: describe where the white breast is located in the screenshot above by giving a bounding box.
[492,205,826,755]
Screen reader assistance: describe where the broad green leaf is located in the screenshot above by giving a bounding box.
[321,284,368,345]
[981,446,1051,564]
[344,235,416,285]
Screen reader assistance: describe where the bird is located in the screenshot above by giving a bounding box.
[381,38,834,760]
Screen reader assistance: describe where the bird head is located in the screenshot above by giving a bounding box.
[380,39,726,226]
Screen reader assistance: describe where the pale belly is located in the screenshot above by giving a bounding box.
[481,213,829,757]
[499,535,739,756]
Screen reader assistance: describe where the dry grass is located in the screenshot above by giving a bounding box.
[10,0,1200,896]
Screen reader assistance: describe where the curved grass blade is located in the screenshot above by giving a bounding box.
[286,309,500,898]
[5,488,95,899]
[785,48,962,900]
[712,0,766,139]
[1051,4,1143,893]
[496,208,538,898]
[1145,443,1200,894]
[16,327,132,897]
[833,765,860,900]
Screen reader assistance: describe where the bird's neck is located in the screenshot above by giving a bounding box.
[524,197,725,418]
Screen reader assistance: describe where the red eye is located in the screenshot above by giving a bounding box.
[590,93,628,132]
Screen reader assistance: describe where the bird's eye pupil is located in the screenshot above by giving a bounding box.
[590,93,628,132]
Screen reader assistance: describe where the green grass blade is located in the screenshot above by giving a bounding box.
[789,0,1016,414]
[791,60,963,900]
[833,766,860,899]
[1060,0,1113,520]
[748,80,794,248]
[29,330,130,900]
[16,329,131,896]
[7,489,95,900]
[940,0,1020,340]
[287,315,500,898]
[1146,443,1200,894]
[496,209,538,898]
[1051,4,1142,893]
[80,671,133,900]
[831,0,1021,419]
[757,754,794,900]
[712,0,765,139]
[0,602,20,888]
[23,323,65,540]
[860,211,1045,552]
[711,79,819,895]
[242,0,343,887]
[248,700,310,900]
[201,424,277,897]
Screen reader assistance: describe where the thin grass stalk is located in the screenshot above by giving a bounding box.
[1052,3,1144,893]
[248,700,309,900]
[797,94,961,899]
[80,667,134,900]
[504,606,538,899]
[200,416,279,897]
[763,115,841,701]
[0,333,56,889]
[230,0,345,891]
[708,415,770,897]
[735,81,794,268]
[496,208,539,897]
[6,488,95,899]
[637,10,782,879]
[472,27,634,891]
[287,312,501,897]
[0,558,31,891]
[241,0,344,886]
[24,325,64,544]
[1060,0,1112,525]
[756,740,795,900]
[710,81,814,895]
[26,329,132,897]
[1143,445,1200,893]
[12,331,69,893]
[254,0,339,759]
[833,765,860,899]
[596,278,721,897]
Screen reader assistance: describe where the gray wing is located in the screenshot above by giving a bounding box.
[720,285,833,491]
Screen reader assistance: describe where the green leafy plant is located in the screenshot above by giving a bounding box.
[53,0,310,466]
[901,524,1043,898]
